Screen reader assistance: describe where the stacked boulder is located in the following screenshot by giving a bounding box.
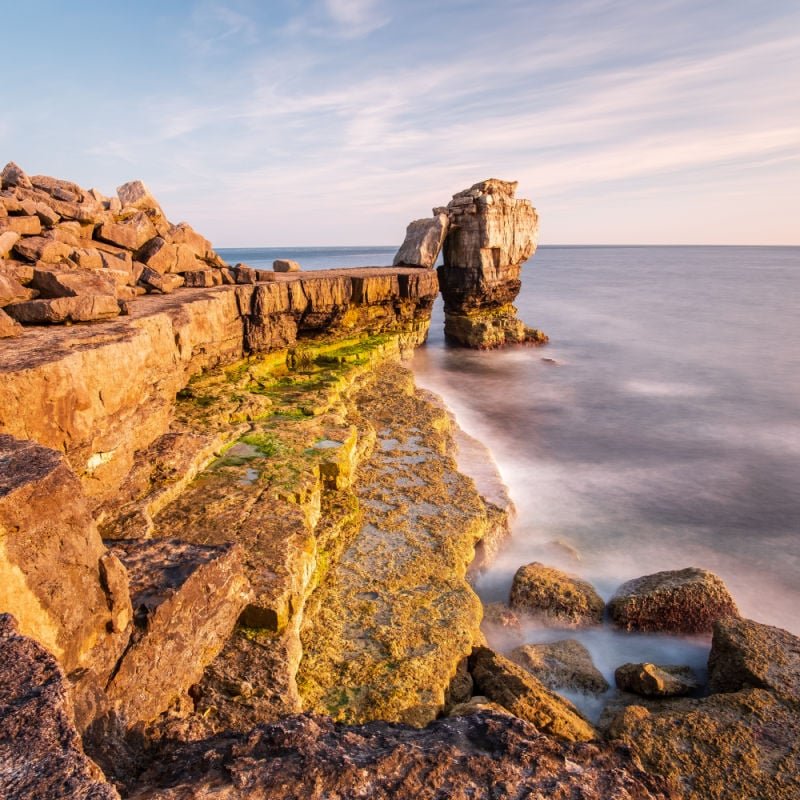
[393,179,546,348]
[0,162,230,335]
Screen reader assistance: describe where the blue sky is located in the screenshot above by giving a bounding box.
[3,0,799,245]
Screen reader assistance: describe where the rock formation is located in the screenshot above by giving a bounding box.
[509,561,605,627]
[0,163,230,328]
[438,179,545,348]
[392,179,547,348]
[609,567,739,633]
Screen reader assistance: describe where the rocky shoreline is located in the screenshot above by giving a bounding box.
[1,167,798,799]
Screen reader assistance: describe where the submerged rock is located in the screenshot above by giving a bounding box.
[129,711,671,800]
[614,663,699,698]
[509,562,605,627]
[512,639,609,695]
[609,567,739,634]
[468,646,597,742]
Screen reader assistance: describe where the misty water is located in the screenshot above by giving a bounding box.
[221,244,800,717]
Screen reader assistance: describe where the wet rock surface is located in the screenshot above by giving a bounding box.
[609,567,739,633]
[0,614,120,800]
[128,712,673,800]
[468,646,597,742]
[298,362,490,726]
[512,639,610,695]
[614,663,698,698]
[608,619,800,799]
[708,616,800,702]
[509,561,605,627]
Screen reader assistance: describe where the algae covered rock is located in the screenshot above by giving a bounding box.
[609,567,739,633]
[608,689,800,800]
[509,562,604,627]
[614,663,698,698]
[468,646,597,742]
[511,639,609,695]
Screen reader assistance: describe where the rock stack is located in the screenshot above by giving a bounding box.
[393,179,547,348]
[0,162,233,334]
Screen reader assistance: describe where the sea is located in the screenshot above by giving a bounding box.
[219,244,800,716]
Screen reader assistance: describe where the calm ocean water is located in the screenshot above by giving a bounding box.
[220,244,800,708]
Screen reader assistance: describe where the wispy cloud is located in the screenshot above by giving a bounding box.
[5,0,798,244]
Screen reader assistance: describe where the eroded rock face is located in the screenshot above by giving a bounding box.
[509,562,605,627]
[609,567,739,634]
[437,179,544,348]
[101,539,251,731]
[0,614,119,800]
[0,436,130,717]
[468,646,597,742]
[128,712,672,800]
[511,639,610,695]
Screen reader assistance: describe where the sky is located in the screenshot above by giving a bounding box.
[2,0,799,246]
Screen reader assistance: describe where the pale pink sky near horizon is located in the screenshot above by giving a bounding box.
[3,0,799,246]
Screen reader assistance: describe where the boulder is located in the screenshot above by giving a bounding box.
[509,562,604,627]
[33,201,61,227]
[273,258,301,272]
[468,646,597,742]
[13,235,73,264]
[0,214,42,235]
[71,247,105,270]
[511,639,609,695]
[102,538,250,729]
[393,213,449,268]
[0,271,31,305]
[97,212,157,250]
[1,161,33,189]
[139,265,185,294]
[609,568,739,634]
[0,230,20,258]
[708,617,800,703]
[234,263,258,283]
[128,712,670,800]
[30,174,83,202]
[0,308,23,338]
[117,180,160,212]
[0,614,120,800]
[167,222,212,259]
[614,663,699,697]
[482,602,522,636]
[5,294,121,323]
[31,268,116,299]
[183,269,218,287]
